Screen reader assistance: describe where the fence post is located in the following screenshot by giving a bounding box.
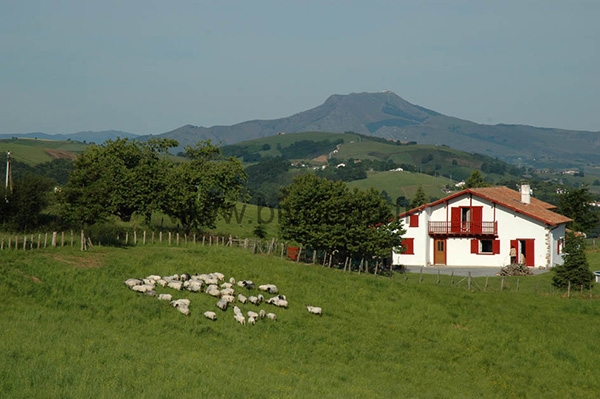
[312,250,317,264]
[484,276,488,291]
[516,279,520,292]
[143,231,146,245]
[202,235,205,245]
[343,257,349,272]
[134,231,137,245]
[169,232,172,246]
[37,234,41,249]
[71,230,74,247]
[44,232,47,248]
[61,232,65,247]
[419,267,423,283]
[23,235,27,250]
[176,233,179,246]
[193,234,196,245]
[281,243,285,259]
[159,231,163,243]
[81,230,85,251]
[374,261,379,276]
[152,231,155,244]
[437,269,440,285]
[467,272,471,291]
[125,232,129,245]
[451,270,454,286]
[567,280,571,298]
[500,277,505,291]
[52,232,57,247]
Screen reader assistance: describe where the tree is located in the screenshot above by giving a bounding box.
[1,174,54,231]
[60,138,177,225]
[552,232,593,289]
[253,222,267,239]
[279,174,405,261]
[159,141,246,232]
[557,185,599,234]
[409,185,428,209]
[464,170,488,188]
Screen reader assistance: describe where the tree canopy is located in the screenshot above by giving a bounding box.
[409,185,428,209]
[552,232,593,289]
[464,170,488,188]
[279,174,405,261]
[557,185,599,234]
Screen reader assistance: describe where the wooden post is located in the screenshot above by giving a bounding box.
[451,270,454,286]
[209,235,212,246]
[281,243,285,259]
[567,280,571,298]
[358,258,363,275]
[52,232,57,247]
[10,236,13,249]
[590,284,593,299]
[389,262,393,279]
[61,232,65,247]
[202,235,205,245]
[44,232,48,248]
[535,281,539,294]
[365,260,369,274]
[152,231,155,244]
[176,233,179,246]
[500,277,505,291]
[467,272,471,291]
[23,235,27,250]
[244,238,248,249]
[580,284,584,296]
[343,257,349,272]
[419,267,423,283]
[81,230,85,251]
[437,269,440,285]
[193,234,196,245]
[134,231,137,245]
[404,271,408,282]
[252,240,257,254]
[312,250,317,264]
[516,279,519,292]
[143,231,146,245]
[484,276,488,292]
[328,253,333,268]
[229,235,233,246]
[1,238,3,251]
[159,231,163,243]
[70,230,74,247]
[37,234,41,249]
[125,232,129,245]
[374,261,379,276]
[168,232,172,246]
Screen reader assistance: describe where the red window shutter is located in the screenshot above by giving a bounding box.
[409,214,419,228]
[471,239,479,254]
[492,239,500,254]
[451,207,461,233]
[402,238,414,255]
[525,239,535,267]
[471,207,483,234]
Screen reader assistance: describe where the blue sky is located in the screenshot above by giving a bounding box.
[1,0,598,135]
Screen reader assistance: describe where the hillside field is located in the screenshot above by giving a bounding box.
[1,245,600,398]
[0,138,86,165]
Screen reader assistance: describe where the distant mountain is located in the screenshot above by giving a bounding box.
[0,130,138,144]
[144,91,600,166]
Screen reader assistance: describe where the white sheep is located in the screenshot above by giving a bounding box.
[234,313,246,326]
[211,272,225,281]
[237,294,248,304]
[167,281,183,291]
[142,278,155,286]
[170,298,191,308]
[146,275,161,281]
[125,279,142,289]
[157,293,172,301]
[216,298,229,311]
[259,309,266,319]
[248,315,256,325]
[257,294,264,303]
[248,296,259,305]
[220,282,233,289]
[306,304,322,316]
[132,284,154,293]
[188,281,203,292]
[229,277,236,285]
[157,279,168,288]
[233,305,242,316]
[247,311,259,319]
[266,313,277,321]
[220,288,235,296]
[180,273,191,282]
[203,311,217,321]
[258,284,278,294]
[221,294,235,303]
[177,305,190,316]
[266,297,288,308]
[237,280,255,289]
[205,285,221,297]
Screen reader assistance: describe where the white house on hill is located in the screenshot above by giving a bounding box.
[393,185,571,268]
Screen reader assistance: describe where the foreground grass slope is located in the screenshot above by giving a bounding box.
[1,246,600,398]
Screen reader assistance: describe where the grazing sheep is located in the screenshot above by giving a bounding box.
[275,294,287,301]
[157,279,168,288]
[170,298,191,308]
[212,272,225,282]
[146,275,161,281]
[306,304,322,316]
[222,295,235,303]
[142,278,156,286]
[220,282,233,289]
[180,273,191,282]
[247,311,259,319]
[266,297,288,308]
[220,288,235,296]
[234,313,246,326]
[203,311,217,321]
[248,315,256,325]
[258,284,278,294]
[266,313,277,321]
[132,284,155,293]
[233,306,242,316]
[229,277,236,285]
[237,294,248,304]
[237,280,255,289]
[205,285,221,297]
[248,296,259,305]
[188,281,203,292]
[259,309,266,319]
[158,293,172,301]
[177,305,190,316]
[183,281,191,288]
[144,290,157,297]
[167,281,183,291]
[125,279,142,289]
[216,298,229,311]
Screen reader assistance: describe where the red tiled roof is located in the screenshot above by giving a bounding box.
[398,186,572,226]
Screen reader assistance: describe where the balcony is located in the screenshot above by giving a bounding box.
[428,221,498,237]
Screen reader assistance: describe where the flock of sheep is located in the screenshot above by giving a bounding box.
[125,272,322,325]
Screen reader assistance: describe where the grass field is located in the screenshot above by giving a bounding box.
[348,170,452,203]
[0,138,86,165]
[1,245,600,398]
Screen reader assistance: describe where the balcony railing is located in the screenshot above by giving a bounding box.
[428,221,498,236]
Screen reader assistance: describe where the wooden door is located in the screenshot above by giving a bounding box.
[434,239,446,265]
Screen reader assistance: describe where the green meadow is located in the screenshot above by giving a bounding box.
[0,138,86,165]
[1,244,600,398]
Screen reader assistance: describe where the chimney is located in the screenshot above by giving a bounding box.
[520,184,530,204]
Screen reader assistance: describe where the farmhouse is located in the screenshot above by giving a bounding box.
[393,185,571,268]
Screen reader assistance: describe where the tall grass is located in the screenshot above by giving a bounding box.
[1,246,600,398]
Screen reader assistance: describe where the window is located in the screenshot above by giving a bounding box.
[471,239,500,254]
[401,238,414,255]
[409,214,419,228]
[480,239,493,254]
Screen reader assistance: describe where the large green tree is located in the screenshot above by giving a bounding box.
[279,174,405,261]
[552,232,593,289]
[409,184,428,209]
[465,170,488,188]
[557,185,598,234]
[159,141,246,232]
[1,174,54,231]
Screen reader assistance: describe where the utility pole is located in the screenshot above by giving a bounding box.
[5,151,11,202]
